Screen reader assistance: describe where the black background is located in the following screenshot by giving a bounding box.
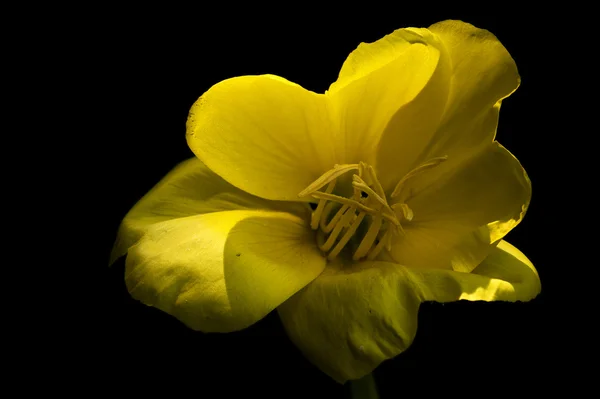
[100,8,570,398]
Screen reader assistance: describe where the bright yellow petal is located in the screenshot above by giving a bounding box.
[126,210,326,332]
[110,158,306,265]
[411,20,520,168]
[186,75,336,201]
[410,240,541,302]
[278,259,420,383]
[327,28,449,176]
[278,241,539,383]
[374,20,519,191]
[389,142,530,272]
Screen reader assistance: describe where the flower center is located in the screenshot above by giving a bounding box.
[298,157,447,262]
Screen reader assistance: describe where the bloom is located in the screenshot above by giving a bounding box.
[111,20,541,383]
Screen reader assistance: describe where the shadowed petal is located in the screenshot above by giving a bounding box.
[278,240,539,383]
[126,210,326,332]
[110,157,306,265]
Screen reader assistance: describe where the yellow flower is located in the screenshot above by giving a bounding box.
[110,20,541,383]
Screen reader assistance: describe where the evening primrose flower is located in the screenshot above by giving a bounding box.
[110,20,541,383]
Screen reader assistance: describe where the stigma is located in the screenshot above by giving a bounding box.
[298,157,447,262]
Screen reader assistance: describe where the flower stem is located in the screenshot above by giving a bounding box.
[350,373,379,399]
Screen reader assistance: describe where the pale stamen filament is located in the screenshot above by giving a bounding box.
[351,162,366,201]
[352,176,399,224]
[366,164,386,198]
[320,206,356,252]
[352,176,387,208]
[352,175,401,229]
[391,156,448,198]
[385,227,394,251]
[318,202,336,231]
[393,219,405,236]
[391,202,414,221]
[327,211,366,260]
[366,226,393,260]
[381,212,401,227]
[310,191,376,215]
[321,203,350,233]
[353,214,383,260]
[310,180,336,229]
[298,164,359,197]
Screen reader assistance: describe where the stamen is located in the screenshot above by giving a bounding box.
[367,164,385,198]
[353,215,382,260]
[385,229,393,251]
[310,191,376,215]
[391,203,414,221]
[327,211,366,260]
[351,162,366,201]
[393,219,405,236]
[367,229,391,260]
[310,181,335,229]
[298,161,412,262]
[391,156,448,198]
[352,175,387,209]
[321,204,350,233]
[381,212,401,227]
[352,175,401,227]
[320,206,356,252]
[318,202,335,231]
[298,164,359,197]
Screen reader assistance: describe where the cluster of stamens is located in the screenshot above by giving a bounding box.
[298,157,447,261]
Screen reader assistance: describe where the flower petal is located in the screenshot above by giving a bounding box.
[424,20,520,158]
[186,75,336,201]
[110,158,306,265]
[277,241,539,383]
[408,240,540,302]
[375,20,520,191]
[389,142,530,272]
[126,210,326,332]
[327,28,448,173]
[278,259,420,383]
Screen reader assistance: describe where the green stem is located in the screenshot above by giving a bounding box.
[349,373,380,399]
